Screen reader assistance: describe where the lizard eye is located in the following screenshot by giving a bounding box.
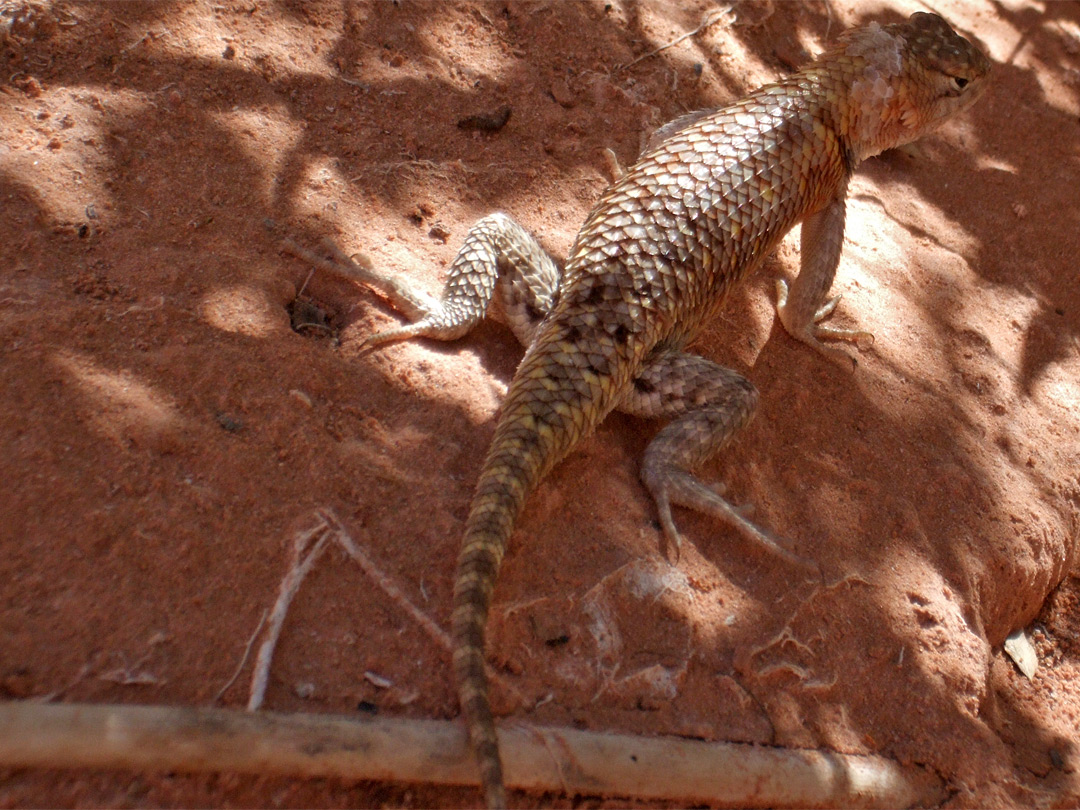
[952,76,969,90]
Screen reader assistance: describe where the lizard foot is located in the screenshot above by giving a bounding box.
[646,467,816,571]
[775,279,874,368]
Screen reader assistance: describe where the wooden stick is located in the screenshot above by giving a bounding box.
[0,701,942,807]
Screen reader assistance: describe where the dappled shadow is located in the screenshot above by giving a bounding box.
[2,1,1079,806]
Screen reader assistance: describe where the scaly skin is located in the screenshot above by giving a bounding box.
[296,12,990,807]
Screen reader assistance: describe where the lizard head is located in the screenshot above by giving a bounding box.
[834,12,991,161]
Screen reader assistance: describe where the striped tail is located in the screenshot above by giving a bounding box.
[451,459,523,809]
[451,336,624,808]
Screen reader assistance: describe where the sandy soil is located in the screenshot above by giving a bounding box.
[2,1,1079,807]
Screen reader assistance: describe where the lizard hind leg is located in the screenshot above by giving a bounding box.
[287,213,561,353]
[622,351,813,568]
[363,212,560,351]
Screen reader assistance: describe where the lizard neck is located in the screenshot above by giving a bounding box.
[802,24,930,164]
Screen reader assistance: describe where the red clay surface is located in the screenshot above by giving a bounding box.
[2,1,1079,807]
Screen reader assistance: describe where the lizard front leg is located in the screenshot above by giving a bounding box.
[775,192,874,366]
[621,350,811,567]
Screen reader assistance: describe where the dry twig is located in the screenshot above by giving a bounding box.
[319,508,452,653]
[614,7,730,72]
[215,610,267,704]
[236,508,525,712]
[248,520,331,711]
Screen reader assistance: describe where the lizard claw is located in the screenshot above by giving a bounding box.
[356,321,430,356]
[775,278,791,309]
[646,467,815,570]
[813,293,842,322]
[655,491,686,564]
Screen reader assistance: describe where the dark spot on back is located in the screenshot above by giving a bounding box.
[634,376,655,394]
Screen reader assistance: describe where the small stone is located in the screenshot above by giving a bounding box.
[1004,628,1038,678]
[551,77,575,108]
[428,222,451,243]
[215,412,243,432]
[289,389,313,408]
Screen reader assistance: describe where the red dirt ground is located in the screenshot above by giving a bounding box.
[2,1,1079,807]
